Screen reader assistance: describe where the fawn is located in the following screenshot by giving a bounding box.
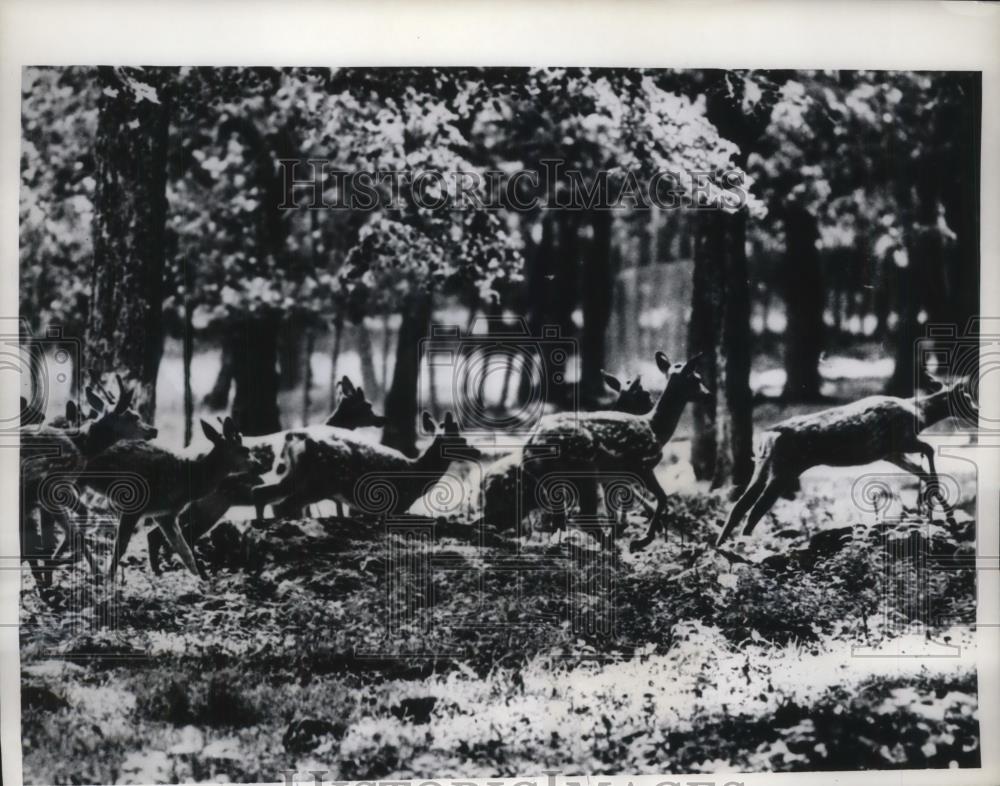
[251,411,480,518]
[21,376,157,588]
[714,376,977,546]
[480,370,654,533]
[85,416,255,581]
[520,352,711,551]
[146,377,383,572]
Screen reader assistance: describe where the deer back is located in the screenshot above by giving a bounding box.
[769,395,923,471]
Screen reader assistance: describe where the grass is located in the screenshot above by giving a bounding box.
[19,466,981,781]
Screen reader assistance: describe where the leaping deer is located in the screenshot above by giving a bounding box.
[521,351,711,551]
[146,377,384,573]
[251,411,481,518]
[85,416,255,581]
[21,375,157,588]
[480,370,654,534]
[715,376,976,546]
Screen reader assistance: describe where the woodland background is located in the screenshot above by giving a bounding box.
[19,68,980,483]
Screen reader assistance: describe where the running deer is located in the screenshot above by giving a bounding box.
[521,352,711,551]
[251,412,480,518]
[480,370,655,532]
[714,377,977,546]
[21,376,158,588]
[86,416,255,581]
[146,377,383,572]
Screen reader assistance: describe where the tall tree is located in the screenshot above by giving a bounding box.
[87,67,171,420]
[684,71,775,489]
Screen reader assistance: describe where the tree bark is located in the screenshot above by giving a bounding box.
[688,212,720,481]
[231,315,282,435]
[182,260,194,447]
[520,214,553,404]
[86,67,171,421]
[580,210,614,406]
[354,319,380,401]
[688,209,754,489]
[204,337,235,409]
[302,329,314,426]
[328,314,344,410]
[781,205,825,401]
[888,164,938,396]
[278,322,304,391]
[382,294,432,456]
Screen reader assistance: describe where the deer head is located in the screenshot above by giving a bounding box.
[655,351,712,403]
[325,376,386,428]
[83,373,158,453]
[601,370,654,415]
[201,416,255,475]
[421,411,482,461]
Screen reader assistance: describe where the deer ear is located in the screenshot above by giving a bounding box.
[655,352,671,373]
[65,400,79,424]
[683,352,704,372]
[340,377,355,395]
[422,411,436,433]
[222,416,240,440]
[85,388,104,414]
[601,371,621,392]
[201,419,222,445]
[628,375,642,391]
[444,412,456,427]
[114,378,133,414]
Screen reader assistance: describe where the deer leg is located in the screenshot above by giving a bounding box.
[106,512,140,582]
[914,441,955,517]
[155,513,205,580]
[741,477,786,536]
[629,469,669,553]
[888,452,954,518]
[251,481,286,520]
[716,462,770,546]
[147,527,166,575]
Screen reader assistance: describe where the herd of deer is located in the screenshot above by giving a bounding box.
[18,352,976,598]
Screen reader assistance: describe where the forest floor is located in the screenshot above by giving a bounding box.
[18,342,984,781]
[19,455,982,782]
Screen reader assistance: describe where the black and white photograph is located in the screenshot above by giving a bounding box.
[2,2,999,785]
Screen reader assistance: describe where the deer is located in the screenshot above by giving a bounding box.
[480,370,655,534]
[85,416,255,582]
[519,351,711,552]
[20,376,158,589]
[251,411,481,519]
[714,376,977,547]
[146,377,383,573]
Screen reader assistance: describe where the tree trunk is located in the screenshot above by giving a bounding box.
[580,210,614,406]
[688,209,754,489]
[688,213,719,481]
[278,322,303,391]
[383,295,432,456]
[86,66,171,421]
[520,214,554,404]
[182,261,194,447]
[355,320,380,401]
[781,205,825,401]
[231,315,282,435]
[888,164,938,396]
[301,329,314,426]
[328,314,344,410]
[204,336,235,409]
